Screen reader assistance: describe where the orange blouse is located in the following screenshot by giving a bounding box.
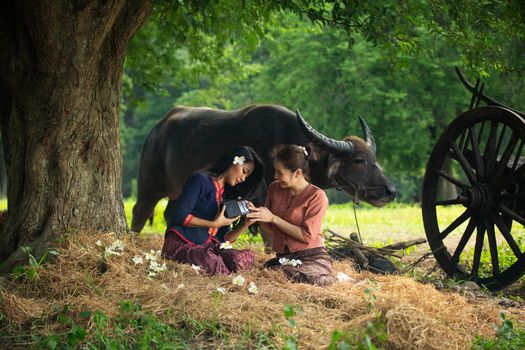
[265,181,329,254]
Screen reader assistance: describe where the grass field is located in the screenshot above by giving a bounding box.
[3,197,521,248]
[124,198,436,242]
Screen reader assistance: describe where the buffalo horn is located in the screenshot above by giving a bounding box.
[358,115,376,154]
[296,109,354,156]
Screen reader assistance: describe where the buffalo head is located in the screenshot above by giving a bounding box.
[296,110,396,207]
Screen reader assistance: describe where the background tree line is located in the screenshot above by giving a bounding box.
[118,12,525,203]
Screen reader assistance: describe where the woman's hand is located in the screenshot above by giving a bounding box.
[246,206,275,223]
[213,206,239,228]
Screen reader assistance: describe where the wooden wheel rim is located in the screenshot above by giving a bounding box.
[422,106,525,290]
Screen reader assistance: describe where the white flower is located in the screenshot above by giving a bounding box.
[248,282,258,294]
[298,146,308,157]
[279,258,302,267]
[279,257,289,265]
[144,250,160,261]
[146,259,167,277]
[95,240,103,247]
[104,239,124,257]
[217,287,226,294]
[191,264,201,273]
[232,274,245,286]
[233,155,245,165]
[159,263,167,272]
[291,259,302,267]
[149,261,167,273]
[132,256,143,265]
[336,272,355,283]
[177,283,185,289]
[219,241,233,250]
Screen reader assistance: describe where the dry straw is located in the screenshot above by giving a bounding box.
[0,230,521,349]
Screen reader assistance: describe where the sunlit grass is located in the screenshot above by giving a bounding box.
[123,198,465,245]
[325,202,468,245]
[1,197,463,245]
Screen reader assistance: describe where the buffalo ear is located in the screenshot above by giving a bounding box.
[327,154,341,179]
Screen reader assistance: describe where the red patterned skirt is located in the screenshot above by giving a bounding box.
[162,230,255,275]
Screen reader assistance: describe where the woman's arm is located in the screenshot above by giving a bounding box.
[169,173,238,229]
[186,206,238,228]
[224,218,255,242]
[247,207,308,243]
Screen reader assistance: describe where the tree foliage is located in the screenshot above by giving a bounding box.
[120,4,525,201]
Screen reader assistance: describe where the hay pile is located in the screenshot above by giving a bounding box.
[0,231,517,349]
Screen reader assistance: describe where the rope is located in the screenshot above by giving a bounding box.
[352,200,363,244]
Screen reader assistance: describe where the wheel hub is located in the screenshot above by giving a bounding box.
[464,184,493,211]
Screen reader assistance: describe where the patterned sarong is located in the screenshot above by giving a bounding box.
[162,230,255,275]
[264,247,336,286]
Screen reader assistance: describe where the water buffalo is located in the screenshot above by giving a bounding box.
[131,104,396,233]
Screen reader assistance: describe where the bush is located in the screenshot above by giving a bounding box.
[472,313,525,350]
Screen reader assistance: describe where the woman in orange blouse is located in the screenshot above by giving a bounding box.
[247,145,336,286]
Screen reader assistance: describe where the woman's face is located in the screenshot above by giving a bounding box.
[225,161,255,187]
[273,160,301,188]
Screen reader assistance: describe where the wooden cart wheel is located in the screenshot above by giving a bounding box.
[422,106,525,290]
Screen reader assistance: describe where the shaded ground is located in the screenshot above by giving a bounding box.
[1,203,524,348]
[0,230,524,349]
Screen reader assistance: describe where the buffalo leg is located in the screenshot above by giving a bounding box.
[163,193,180,226]
[131,197,161,233]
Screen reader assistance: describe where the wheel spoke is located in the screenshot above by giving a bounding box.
[452,217,477,263]
[451,142,477,185]
[511,140,524,170]
[458,129,468,153]
[440,209,472,239]
[495,125,507,158]
[485,217,500,277]
[492,212,523,258]
[469,126,484,181]
[484,121,498,178]
[471,220,486,279]
[499,203,525,227]
[437,170,469,189]
[434,196,468,206]
[499,193,525,202]
[477,121,486,144]
[495,163,525,193]
[492,134,519,185]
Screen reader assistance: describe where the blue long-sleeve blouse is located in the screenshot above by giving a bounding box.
[166,171,229,245]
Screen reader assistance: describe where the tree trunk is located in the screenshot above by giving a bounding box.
[0,1,152,266]
[0,141,5,198]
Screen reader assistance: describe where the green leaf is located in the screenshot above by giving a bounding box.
[26,267,38,281]
[79,310,92,318]
[43,335,60,350]
[29,254,38,267]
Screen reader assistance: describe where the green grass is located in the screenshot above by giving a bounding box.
[0,197,456,245]
[125,198,451,244]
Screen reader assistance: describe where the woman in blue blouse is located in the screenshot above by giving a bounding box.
[161,146,264,275]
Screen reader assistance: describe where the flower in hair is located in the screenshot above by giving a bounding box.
[298,146,308,157]
[233,155,245,165]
